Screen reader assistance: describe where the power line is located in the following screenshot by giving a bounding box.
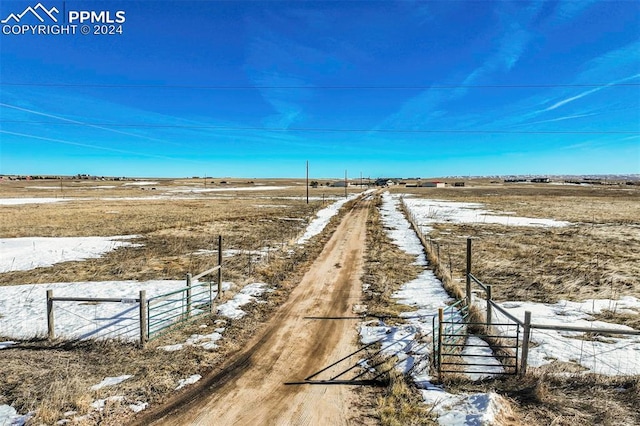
[1,120,637,134]
[1,82,638,89]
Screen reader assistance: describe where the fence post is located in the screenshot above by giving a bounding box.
[437,307,444,381]
[466,238,472,307]
[520,311,532,376]
[47,289,54,341]
[186,273,192,318]
[217,235,223,300]
[486,285,492,325]
[139,290,148,347]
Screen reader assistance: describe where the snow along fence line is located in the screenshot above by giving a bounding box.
[46,236,225,347]
[469,271,640,376]
[401,199,640,377]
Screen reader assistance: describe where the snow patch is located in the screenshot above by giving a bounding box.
[217,283,270,319]
[0,405,31,426]
[403,197,571,229]
[0,236,140,272]
[90,375,132,391]
[0,198,69,205]
[296,192,364,245]
[176,374,202,390]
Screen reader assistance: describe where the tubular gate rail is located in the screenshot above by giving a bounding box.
[46,290,147,343]
[434,299,468,376]
[146,264,222,341]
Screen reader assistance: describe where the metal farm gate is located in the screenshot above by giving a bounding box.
[434,299,521,377]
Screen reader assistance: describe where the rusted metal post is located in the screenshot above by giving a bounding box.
[186,273,192,318]
[438,307,444,381]
[217,235,223,300]
[47,289,54,341]
[520,311,532,376]
[139,290,148,347]
[466,238,472,308]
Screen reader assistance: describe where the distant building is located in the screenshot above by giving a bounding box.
[421,181,446,188]
[531,178,551,183]
[374,178,397,187]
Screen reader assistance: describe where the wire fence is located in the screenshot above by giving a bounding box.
[399,197,640,377]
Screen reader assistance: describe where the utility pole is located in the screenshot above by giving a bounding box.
[344,170,347,198]
[306,160,309,204]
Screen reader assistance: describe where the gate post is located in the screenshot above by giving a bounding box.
[437,307,444,381]
[486,285,492,325]
[47,289,54,341]
[186,273,192,318]
[139,290,148,347]
[520,311,532,376]
[217,235,223,300]
[466,238,472,307]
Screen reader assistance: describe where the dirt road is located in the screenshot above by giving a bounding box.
[148,198,372,425]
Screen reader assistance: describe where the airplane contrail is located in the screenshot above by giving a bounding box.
[0,102,172,144]
[0,130,201,163]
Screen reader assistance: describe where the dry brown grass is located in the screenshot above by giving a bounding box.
[393,183,640,303]
[377,367,436,426]
[0,179,360,424]
[501,369,640,425]
[0,180,348,285]
[361,194,443,424]
[362,194,423,321]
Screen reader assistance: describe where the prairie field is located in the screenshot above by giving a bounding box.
[0,177,358,424]
[0,178,352,285]
[1,177,639,425]
[392,182,640,307]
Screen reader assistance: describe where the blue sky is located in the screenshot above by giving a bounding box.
[0,0,638,178]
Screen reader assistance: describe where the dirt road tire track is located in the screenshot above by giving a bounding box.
[133,197,374,425]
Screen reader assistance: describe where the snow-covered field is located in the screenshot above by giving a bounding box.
[493,298,640,375]
[402,197,571,231]
[0,236,140,273]
[364,193,640,424]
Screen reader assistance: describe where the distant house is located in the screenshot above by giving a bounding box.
[421,181,446,188]
[531,178,551,183]
[453,182,465,187]
[374,178,399,187]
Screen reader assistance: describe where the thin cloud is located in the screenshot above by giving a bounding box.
[0,130,196,163]
[542,73,640,112]
[0,102,168,144]
[523,113,599,126]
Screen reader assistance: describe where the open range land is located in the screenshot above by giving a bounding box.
[0,177,639,425]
